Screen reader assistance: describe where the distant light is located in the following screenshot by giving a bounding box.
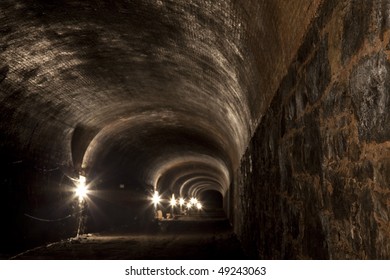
[187,202,192,209]
[179,198,185,206]
[75,185,88,201]
[170,194,176,207]
[152,191,161,207]
[75,175,88,201]
[196,202,202,210]
[190,197,197,205]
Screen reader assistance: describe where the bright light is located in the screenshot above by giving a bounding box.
[190,197,197,205]
[187,202,192,209]
[75,175,88,201]
[196,202,202,210]
[179,198,185,206]
[76,185,88,199]
[152,191,160,207]
[170,194,176,207]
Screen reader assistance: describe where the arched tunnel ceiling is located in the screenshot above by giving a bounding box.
[0,0,320,198]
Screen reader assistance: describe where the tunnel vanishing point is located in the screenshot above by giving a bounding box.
[1,0,390,259]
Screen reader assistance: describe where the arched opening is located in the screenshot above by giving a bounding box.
[199,189,224,212]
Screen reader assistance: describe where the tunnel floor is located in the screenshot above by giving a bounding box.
[10,217,248,260]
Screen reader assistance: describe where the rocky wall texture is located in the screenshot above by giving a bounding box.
[235,0,390,259]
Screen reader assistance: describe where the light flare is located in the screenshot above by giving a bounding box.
[190,197,197,205]
[152,191,161,207]
[75,175,89,201]
[170,194,176,207]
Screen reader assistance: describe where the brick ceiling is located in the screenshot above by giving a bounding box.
[0,0,319,196]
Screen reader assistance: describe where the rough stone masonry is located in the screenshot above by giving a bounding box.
[235,0,390,259]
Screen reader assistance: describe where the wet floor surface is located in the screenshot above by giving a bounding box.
[11,219,249,260]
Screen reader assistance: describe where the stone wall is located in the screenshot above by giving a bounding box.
[235,0,390,259]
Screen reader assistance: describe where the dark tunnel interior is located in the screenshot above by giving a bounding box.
[1,0,390,260]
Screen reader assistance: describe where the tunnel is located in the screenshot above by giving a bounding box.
[1,0,390,259]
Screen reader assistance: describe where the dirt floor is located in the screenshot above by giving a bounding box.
[10,218,249,260]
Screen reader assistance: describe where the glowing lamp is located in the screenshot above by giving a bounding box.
[75,175,88,201]
[152,191,161,207]
[190,197,197,205]
[170,194,176,207]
